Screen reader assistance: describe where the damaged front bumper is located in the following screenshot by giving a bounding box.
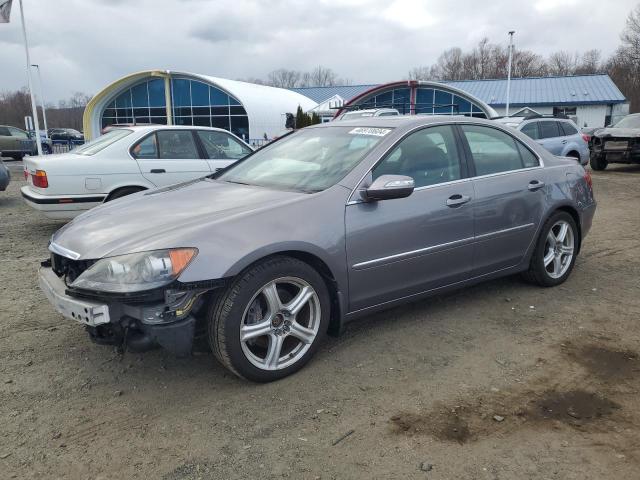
[38,265,221,357]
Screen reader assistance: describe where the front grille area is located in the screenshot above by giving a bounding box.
[51,253,96,284]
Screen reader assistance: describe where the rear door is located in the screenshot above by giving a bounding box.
[195,129,252,173]
[131,129,211,187]
[458,124,547,276]
[538,120,563,155]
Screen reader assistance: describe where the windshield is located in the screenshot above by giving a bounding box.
[73,129,133,156]
[614,115,640,129]
[218,126,392,192]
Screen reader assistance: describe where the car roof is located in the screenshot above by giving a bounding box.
[313,115,494,129]
[113,125,232,133]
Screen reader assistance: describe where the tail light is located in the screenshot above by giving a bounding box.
[584,170,593,190]
[32,169,48,188]
[581,134,590,143]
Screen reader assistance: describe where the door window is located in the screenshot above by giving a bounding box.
[539,121,560,139]
[372,125,462,188]
[461,125,535,176]
[0,127,10,136]
[558,122,578,136]
[196,130,251,160]
[156,130,199,159]
[131,133,158,159]
[520,122,539,140]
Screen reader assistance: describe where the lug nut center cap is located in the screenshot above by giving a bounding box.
[272,313,285,328]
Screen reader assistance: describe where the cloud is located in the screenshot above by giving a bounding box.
[0,0,636,102]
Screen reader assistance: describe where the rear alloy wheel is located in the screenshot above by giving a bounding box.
[523,212,578,287]
[208,256,330,382]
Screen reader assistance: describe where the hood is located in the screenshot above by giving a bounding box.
[593,127,640,139]
[51,179,306,260]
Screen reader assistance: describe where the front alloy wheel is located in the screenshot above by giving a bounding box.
[240,277,321,371]
[208,256,330,382]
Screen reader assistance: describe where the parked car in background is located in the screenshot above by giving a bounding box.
[38,116,596,382]
[48,128,85,142]
[0,159,11,191]
[589,113,640,170]
[0,125,36,160]
[580,126,601,143]
[495,115,589,165]
[21,125,253,219]
[335,108,400,121]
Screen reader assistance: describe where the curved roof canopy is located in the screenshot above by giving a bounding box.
[83,70,316,140]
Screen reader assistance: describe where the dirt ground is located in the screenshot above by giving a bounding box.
[0,160,639,479]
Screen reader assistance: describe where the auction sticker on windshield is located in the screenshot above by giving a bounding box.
[349,127,392,137]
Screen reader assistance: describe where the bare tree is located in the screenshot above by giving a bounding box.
[575,49,603,74]
[547,51,579,76]
[299,66,338,87]
[266,69,302,88]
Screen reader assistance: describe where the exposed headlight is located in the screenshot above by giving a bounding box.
[71,248,197,293]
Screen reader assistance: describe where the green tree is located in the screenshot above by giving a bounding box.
[310,112,321,125]
[295,105,308,129]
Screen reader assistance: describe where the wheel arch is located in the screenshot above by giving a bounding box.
[226,248,346,336]
[104,184,148,202]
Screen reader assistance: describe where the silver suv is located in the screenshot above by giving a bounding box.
[496,116,589,165]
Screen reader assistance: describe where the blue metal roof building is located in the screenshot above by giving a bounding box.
[291,74,628,127]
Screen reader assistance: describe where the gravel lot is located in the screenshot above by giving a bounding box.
[1,160,639,479]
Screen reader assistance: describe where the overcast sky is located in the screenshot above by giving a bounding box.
[0,0,637,103]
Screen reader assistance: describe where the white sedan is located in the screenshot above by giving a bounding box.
[21,125,252,219]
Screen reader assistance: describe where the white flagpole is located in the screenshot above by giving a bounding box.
[18,0,42,156]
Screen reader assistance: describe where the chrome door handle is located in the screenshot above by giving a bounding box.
[528,180,545,191]
[446,194,471,207]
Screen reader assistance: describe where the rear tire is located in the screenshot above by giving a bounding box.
[522,211,578,287]
[105,186,145,202]
[590,155,607,171]
[208,256,330,382]
[10,153,24,161]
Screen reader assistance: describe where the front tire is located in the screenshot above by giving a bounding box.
[523,212,578,287]
[208,256,330,382]
[590,155,607,171]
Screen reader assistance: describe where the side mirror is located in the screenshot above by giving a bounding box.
[361,174,415,202]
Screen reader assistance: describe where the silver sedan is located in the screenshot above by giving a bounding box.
[39,116,596,382]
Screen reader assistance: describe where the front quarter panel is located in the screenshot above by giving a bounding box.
[176,185,351,296]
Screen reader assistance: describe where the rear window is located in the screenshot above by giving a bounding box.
[73,129,133,156]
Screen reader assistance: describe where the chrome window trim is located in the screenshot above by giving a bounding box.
[49,241,81,260]
[346,120,544,205]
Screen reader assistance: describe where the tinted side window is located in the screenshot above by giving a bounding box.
[373,125,462,188]
[461,125,524,176]
[196,130,251,160]
[8,127,28,138]
[539,121,560,139]
[559,122,578,135]
[520,122,539,140]
[0,127,10,136]
[156,130,199,159]
[131,133,158,159]
[516,143,539,168]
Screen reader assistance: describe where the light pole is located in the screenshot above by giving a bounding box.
[31,63,48,134]
[18,0,43,155]
[505,30,515,117]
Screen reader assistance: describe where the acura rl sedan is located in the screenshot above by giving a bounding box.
[39,116,596,382]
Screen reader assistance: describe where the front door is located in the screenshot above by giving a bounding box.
[458,124,547,276]
[346,125,475,312]
[132,129,211,187]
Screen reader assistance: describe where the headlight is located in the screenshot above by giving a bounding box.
[71,248,197,293]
